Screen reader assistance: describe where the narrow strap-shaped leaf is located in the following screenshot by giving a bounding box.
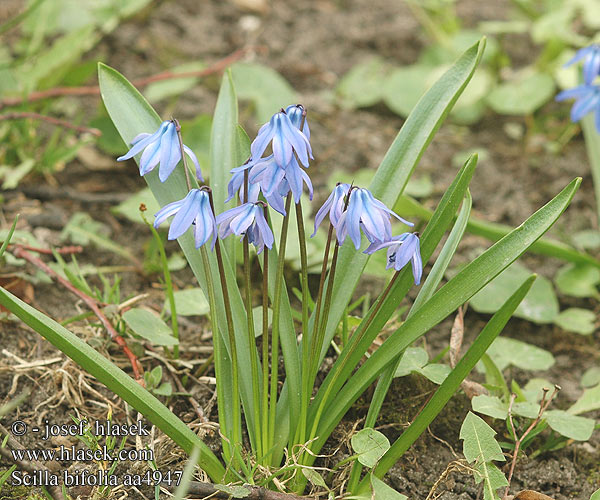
[410,190,472,314]
[309,155,478,422]
[581,114,600,226]
[314,39,487,368]
[367,275,536,483]
[309,177,580,460]
[98,63,258,443]
[0,287,225,481]
[395,194,600,268]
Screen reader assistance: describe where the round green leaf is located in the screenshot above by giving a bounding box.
[555,264,600,298]
[472,395,508,419]
[383,64,431,117]
[470,262,559,323]
[582,367,600,388]
[164,288,209,316]
[484,337,554,372]
[487,73,555,115]
[554,308,596,335]
[336,57,387,109]
[122,308,178,346]
[393,347,428,377]
[545,410,595,441]
[351,428,391,467]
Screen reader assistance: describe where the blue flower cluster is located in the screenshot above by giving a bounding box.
[556,45,600,131]
[118,106,422,283]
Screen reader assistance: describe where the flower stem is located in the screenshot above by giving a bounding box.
[267,193,292,461]
[261,223,270,458]
[208,190,242,456]
[307,271,401,450]
[242,170,262,456]
[174,118,192,191]
[199,245,231,462]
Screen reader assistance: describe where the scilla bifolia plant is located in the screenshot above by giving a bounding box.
[0,39,582,497]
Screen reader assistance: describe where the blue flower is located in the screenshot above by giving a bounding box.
[312,183,351,236]
[365,232,422,285]
[216,202,274,254]
[556,84,600,131]
[565,45,600,85]
[251,108,313,169]
[154,189,217,249]
[285,104,310,139]
[118,120,202,182]
[336,188,413,249]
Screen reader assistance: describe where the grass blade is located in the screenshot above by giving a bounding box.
[316,39,486,365]
[0,287,225,481]
[311,177,580,460]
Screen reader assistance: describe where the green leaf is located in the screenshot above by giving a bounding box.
[393,347,428,377]
[301,469,327,488]
[469,261,559,323]
[209,69,241,217]
[337,58,388,109]
[214,484,251,498]
[482,337,555,372]
[0,158,35,189]
[122,308,178,346]
[569,384,600,415]
[360,276,536,488]
[231,62,296,123]
[370,475,407,500]
[487,73,555,115]
[61,212,137,263]
[582,367,600,388]
[573,230,600,251]
[555,264,600,298]
[383,64,431,117]
[145,62,205,102]
[554,308,596,335]
[473,462,508,500]
[351,428,390,467]
[460,411,505,463]
[472,395,508,420]
[164,289,209,317]
[181,114,212,178]
[112,188,161,224]
[318,39,486,378]
[99,63,258,446]
[0,216,18,259]
[591,488,600,500]
[420,364,451,385]
[544,410,595,440]
[0,286,224,481]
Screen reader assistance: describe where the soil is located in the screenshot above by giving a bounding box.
[1,0,599,499]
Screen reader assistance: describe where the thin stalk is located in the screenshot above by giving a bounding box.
[295,200,312,447]
[141,210,179,358]
[307,271,401,449]
[199,246,231,460]
[261,227,270,456]
[174,118,193,191]
[268,194,293,460]
[243,171,262,456]
[208,191,242,454]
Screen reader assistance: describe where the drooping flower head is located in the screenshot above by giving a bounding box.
[216,202,274,254]
[555,84,600,131]
[334,187,413,249]
[154,189,216,249]
[565,44,600,85]
[312,183,351,236]
[251,108,313,169]
[365,232,423,285]
[118,120,202,183]
[285,104,310,139]
[229,155,313,215]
